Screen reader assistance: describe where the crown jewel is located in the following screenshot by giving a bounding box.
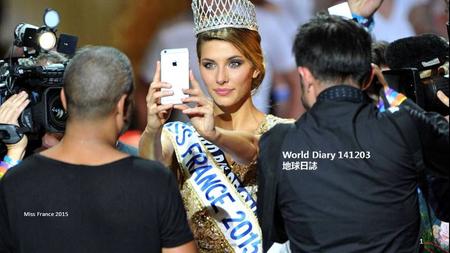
[192,0,259,35]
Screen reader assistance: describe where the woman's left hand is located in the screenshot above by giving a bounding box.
[174,71,217,141]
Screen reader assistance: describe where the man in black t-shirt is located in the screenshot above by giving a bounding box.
[0,46,196,253]
[257,15,449,253]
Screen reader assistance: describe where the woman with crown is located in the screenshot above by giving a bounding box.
[139,0,292,252]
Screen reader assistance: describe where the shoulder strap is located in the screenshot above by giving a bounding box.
[258,123,293,251]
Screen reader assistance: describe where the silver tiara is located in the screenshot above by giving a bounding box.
[192,0,259,35]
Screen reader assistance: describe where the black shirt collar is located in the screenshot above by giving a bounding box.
[317,85,364,103]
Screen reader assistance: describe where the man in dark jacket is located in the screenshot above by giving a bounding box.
[0,46,197,253]
[257,14,449,253]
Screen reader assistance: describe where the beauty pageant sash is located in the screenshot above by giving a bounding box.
[163,121,262,252]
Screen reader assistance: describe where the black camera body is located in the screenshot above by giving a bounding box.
[0,9,77,143]
[0,60,67,134]
[385,34,449,116]
[382,67,449,116]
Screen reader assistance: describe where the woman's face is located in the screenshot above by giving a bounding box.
[199,40,259,108]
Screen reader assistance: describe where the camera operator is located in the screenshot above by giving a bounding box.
[2,48,139,155]
[33,51,139,155]
[0,46,196,252]
[380,33,450,250]
[257,14,449,253]
[0,91,29,177]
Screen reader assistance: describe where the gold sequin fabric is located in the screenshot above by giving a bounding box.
[174,115,293,252]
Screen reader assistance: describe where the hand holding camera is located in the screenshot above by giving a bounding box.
[0,9,77,144]
[0,91,30,160]
[0,91,30,126]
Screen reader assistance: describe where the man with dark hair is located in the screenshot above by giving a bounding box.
[0,46,197,253]
[257,14,449,253]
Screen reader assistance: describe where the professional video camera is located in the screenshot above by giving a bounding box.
[0,9,77,144]
[384,34,449,116]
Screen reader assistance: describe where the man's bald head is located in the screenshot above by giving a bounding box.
[63,46,134,120]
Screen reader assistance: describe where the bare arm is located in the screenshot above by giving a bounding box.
[205,127,260,165]
[138,61,175,166]
[162,241,198,253]
[139,127,174,166]
[348,0,384,17]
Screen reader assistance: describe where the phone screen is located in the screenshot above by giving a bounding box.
[160,48,189,105]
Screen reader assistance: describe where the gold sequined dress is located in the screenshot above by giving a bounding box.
[168,114,292,252]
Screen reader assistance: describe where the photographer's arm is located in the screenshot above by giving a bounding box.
[409,108,449,221]
[348,0,384,18]
[4,138,27,164]
[437,90,449,121]
[347,0,384,31]
[412,109,449,177]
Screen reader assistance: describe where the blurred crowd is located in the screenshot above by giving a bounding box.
[0,0,449,252]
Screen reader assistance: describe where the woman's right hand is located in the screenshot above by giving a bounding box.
[145,61,174,132]
[140,61,176,165]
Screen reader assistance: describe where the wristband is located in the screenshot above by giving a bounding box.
[3,155,21,167]
[352,13,374,32]
[1,161,11,173]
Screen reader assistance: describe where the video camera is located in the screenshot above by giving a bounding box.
[0,9,77,144]
[382,65,449,115]
[384,34,449,116]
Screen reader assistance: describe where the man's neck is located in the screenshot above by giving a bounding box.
[40,119,128,166]
[316,80,360,95]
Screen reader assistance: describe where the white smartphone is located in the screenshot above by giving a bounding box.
[160,48,189,105]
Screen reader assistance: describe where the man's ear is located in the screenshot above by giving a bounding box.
[116,94,129,116]
[60,88,67,111]
[362,66,375,91]
[297,66,315,91]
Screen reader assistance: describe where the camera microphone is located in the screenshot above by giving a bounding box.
[386,34,449,115]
